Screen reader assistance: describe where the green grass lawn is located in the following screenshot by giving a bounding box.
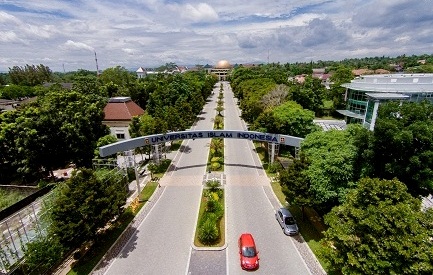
[0,189,27,211]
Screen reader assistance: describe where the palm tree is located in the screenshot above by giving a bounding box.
[212,115,224,129]
[215,105,224,116]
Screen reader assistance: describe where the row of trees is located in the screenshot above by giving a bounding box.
[8,64,52,86]
[129,72,218,138]
[0,64,218,185]
[284,100,433,214]
[1,65,218,273]
[230,65,326,139]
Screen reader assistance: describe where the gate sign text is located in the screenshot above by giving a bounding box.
[99,130,303,157]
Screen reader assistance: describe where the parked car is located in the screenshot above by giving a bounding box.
[238,233,259,270]
[275,207,299,235]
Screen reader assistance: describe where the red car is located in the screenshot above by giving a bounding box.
[238,233,259,270]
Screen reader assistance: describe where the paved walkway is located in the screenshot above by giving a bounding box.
[314,119,346,131]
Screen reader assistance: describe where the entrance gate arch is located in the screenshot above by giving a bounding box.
[99,130,304,160]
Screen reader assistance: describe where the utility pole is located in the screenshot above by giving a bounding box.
[94,51,100,77]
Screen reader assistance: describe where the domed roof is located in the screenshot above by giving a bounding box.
[215,60,231,69]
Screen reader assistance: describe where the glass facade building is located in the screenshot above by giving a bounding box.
[338,74,433,130]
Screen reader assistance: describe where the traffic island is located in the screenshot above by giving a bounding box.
[193,178,226,250]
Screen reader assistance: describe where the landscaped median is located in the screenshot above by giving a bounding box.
[193,86,226,249]
[193,179,226,249]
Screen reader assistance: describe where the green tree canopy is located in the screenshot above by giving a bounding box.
[98,66,134,87]
[8,64,52,86]
[235,78,276,123]
[373,101,433,195]
[301,125,364,210]
[279,153,314,216]
[49,168,128,250]
[254,100,320,137]
[321,177,433,274]
[0,90,108,182]
[289,75,325,116]
[329,66,354,110]
[0,84,36,100]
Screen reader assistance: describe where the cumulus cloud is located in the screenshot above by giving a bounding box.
[63,40,94,52]
[173,3,218,22]
[122,48,137,55]
[0,0,432,71]
[0,11,20,24]
[0,31,21,43]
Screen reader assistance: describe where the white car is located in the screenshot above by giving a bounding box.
[275,208,299,235]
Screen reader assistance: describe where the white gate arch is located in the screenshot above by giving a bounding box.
[99,130,303,159]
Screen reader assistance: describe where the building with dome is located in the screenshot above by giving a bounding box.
[211,60,232,81]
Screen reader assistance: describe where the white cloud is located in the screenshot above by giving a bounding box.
[0,11,20,24]
[0,0,432,71]
[0,31,21,43]
[63,40,94,52]
[122,48,137,55]
[171,3,218,22]
[395,36,410,43]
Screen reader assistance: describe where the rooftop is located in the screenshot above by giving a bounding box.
[104,97,144,121]
[342,74,433,93]
[365,93,410,100]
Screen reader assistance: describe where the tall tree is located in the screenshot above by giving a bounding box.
[49,168,128,250]
[260,84,289,110]
[98,66,134,87]
[373,101,433,196]
[321,177,433,274]
[289,75,325,116]
[8,64,52,86]
[329,66,353,111]
[301,125,363,211]
[263,100,320,137]
[279,153,314,218]
[2,90,108,181]
[236,78,276,123]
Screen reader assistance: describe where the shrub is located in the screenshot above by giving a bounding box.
[268,162,282,173]
[23,235,65,274]
[200,212,216,226]
[211,157,222,163]
[206,180,220,191]
[157,159,171,173]
[211,162,221,170]
[210,192,219,201]
[206,198,218,212]
[198,219,219,244]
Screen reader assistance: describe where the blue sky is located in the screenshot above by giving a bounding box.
[1,0,433,72]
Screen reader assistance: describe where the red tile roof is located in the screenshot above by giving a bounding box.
[103,97,144,121]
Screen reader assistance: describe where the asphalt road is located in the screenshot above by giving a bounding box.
[102,82,312,275]
[223,83,310,274]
